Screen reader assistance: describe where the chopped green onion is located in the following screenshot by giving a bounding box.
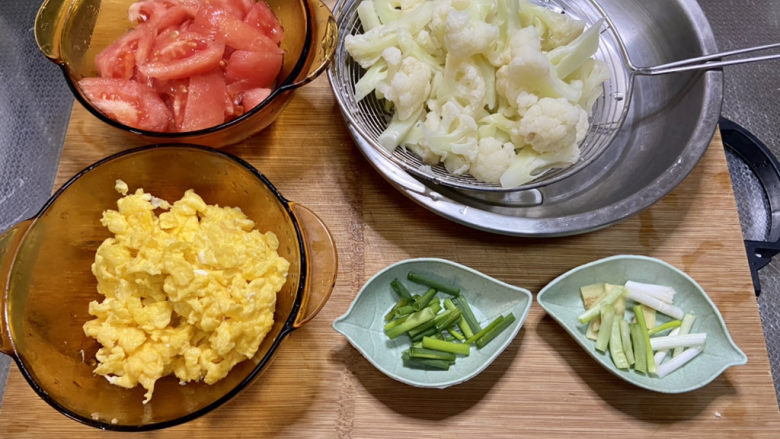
[595,306,614,353]
[457,316,474,339]
[443,298,457,311]
[655,347,702,378]
[649,333,707,351]
[609,313,629,369]
[647,319,682,336]
[422,336,471,355]
[383,314,410,332]
[476,313,516,348]
[453,296,481,333]
[413,288,437,310]
[407,272,461,296]
[619,319,634,366]
[391,278,412,300]
[384,297,409,321]
[633,305,656,374]
[625,280,675,304]
[393,304,415,318]
[465,315,504,344]
[409,347,456,362]
[627,288,684,320]
[385,307,435,339]
[577,285,625,324]
[673,313,696,357]
[402,350,451,370]
[629,323,647,374]
[435,308,462,331]
[448,327,465,341]
[410,326,439,342]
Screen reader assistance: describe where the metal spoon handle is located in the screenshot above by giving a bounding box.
[634,42,780,76]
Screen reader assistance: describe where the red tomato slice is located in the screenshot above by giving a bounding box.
[241,88,271,112]
[95,23,155,79]
[180,70,227,131]
[193,5,282,53]
[79,78,172,131]
[129,1,194,27]
[224,50,283,88]
[139,36,225,80]
[206,0,252,19]
[244,1,284,45]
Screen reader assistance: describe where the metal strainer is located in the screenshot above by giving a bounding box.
[328,0,780,193]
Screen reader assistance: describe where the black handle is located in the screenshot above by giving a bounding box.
[720,117,780,295]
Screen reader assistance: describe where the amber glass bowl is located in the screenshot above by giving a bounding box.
[0,145,338,430]
[34,0,337,146]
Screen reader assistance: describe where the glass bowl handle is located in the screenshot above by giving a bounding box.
[34,0,74,62]
[279,0,337,91]
[289,203,337,328]
[0,220,33,356]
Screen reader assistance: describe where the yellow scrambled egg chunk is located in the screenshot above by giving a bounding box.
[83,180,290,403]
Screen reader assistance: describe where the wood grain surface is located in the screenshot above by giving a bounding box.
[2,62,779,437]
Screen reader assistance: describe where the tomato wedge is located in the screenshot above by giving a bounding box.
[139,36,225,80]
[180,70,228,131]
[241,88,272,112]
[95,23,155,79]
[244,1,284,45]
[224,50,282,88]
[79,78,172,131]
[193,5,282,53]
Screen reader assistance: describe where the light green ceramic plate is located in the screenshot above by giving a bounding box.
[537,254,747,393]
[333,258,532,388]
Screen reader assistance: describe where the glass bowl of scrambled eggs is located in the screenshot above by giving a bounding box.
[0,144,337,430]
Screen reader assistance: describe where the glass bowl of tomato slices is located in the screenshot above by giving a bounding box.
[34,0,337,146]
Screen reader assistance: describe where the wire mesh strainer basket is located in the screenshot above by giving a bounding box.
[328,0,633,192]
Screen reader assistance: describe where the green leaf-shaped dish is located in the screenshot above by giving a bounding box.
[537,254,747,393]
[333,258,532,388]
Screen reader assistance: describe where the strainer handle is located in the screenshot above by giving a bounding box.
[289,203,338,328]
[0,220,33,356]
[280,0,338,91]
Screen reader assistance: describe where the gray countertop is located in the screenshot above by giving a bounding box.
[0,0,778,407]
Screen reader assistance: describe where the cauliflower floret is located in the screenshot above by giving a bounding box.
[419,99,478,165]
[495,27,581,104]
[518,0,585,51]
[379,56,432,120]
[517,97,589,154]
[469,137,516,184]
[442,9,499,60]
[442,58,488,115]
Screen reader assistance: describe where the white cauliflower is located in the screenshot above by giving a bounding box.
[518,0,585,51]
[379,56,432,120]
[442,9,499,60]
[517,97,588,154]
[496,27,582,104]
[347,0,610,188]
[469,137,515,184]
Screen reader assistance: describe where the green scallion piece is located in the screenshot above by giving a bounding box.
[633,305,656,374]
[453,296,481,334]
[391,278,412,300]
[410,326,439,342]
[422,336,471,356]
[647,319,682,336]
[577,285,625,324]
[402,351,451,370]
[393,304,415,318]
[407,272,461,296]
[413,288,437,310]
[457,316,474,339]
[447,327,465,341]
[384,297,409,322]
[595,306,615,353]
[435,308,462,331]
[629,322,647,374]
[385,307,435,339]
[620,319,635,366]
[465,315,504,344]
[475,313,516,348]
[408,347,456,362]
[383,314,409,332]
[609,313,629,369]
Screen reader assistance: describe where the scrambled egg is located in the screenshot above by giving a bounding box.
[83,180,290,403]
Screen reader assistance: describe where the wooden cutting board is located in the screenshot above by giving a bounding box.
[2,70,780,436]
